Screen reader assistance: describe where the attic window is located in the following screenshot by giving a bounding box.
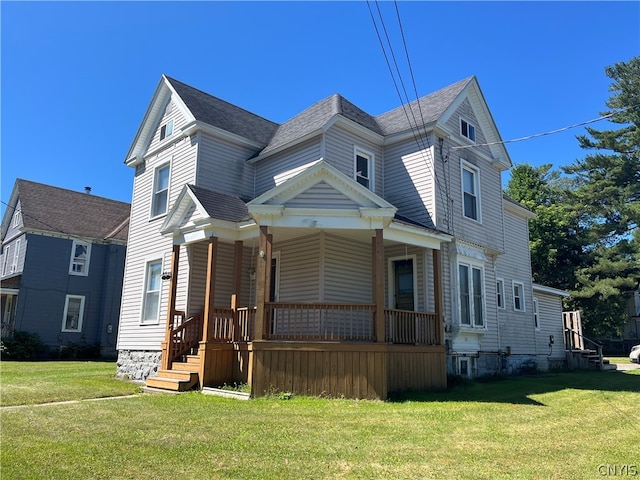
[460,118,476,142]
[160,120,174,141]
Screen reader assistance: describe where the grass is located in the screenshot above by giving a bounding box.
[1,363,638,480]
[0,361,140,406]
[607,356,632,365]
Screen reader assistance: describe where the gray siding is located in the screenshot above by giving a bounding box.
[384,136,437,228]
[255,138,322,196]
[284,182,360,210]
[117,117,197,351]
[534,291,566,364]
[323,233,372,303]
[323,125,384,197]
[196,132,256,199]
[146,99,190,154]
[276,234,321,302]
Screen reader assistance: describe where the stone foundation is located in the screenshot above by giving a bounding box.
[116,350,162,381]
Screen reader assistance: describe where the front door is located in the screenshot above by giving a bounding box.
[393,259,415,310]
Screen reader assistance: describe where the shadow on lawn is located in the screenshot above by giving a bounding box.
[390,370,640,406]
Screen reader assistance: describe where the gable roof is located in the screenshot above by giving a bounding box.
[376,77,474,136]
[1,179,130,243]
[165,76,279,146]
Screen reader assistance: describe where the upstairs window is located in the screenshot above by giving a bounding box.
[10,239,21,273]
[533,297,540,330]
[69,240,91,276]
[460,118,476,142]
[461,162,480,222]
[354,148,373,190]
[62,295,85,332]
[513,281,525,312]
[160,120,174,141]
[12,210,22,228]
[459,262,484,327]
[151,164,170,218]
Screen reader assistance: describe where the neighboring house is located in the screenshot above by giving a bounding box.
[0,179,130,358]
[116,75,567,398]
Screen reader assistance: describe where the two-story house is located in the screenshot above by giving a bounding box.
[0,180,130,358]
[115,75,567,398]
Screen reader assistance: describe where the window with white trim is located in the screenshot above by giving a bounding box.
[513,281,525,312]
[2,245,10,275]
[13,210,22,228]
[141,259,163,324]
[459,262,485,327]
[69,240,91,276]
[496,278,505,309]
[160,120,173,141]
[460,118,476,142]
[461,162,480,221]
[354,148,373,190]
[10,239,21,273]
[62,295,85,332]
[533,297,540,330]
[151,163,170,218]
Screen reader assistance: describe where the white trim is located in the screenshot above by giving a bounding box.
[460,159,481,223]
[512,280,526,312]
[140,257,164,325]
[61,294,85,332]
[459,117,476,143]
[353,146,375,191]
[496,277,505,310]
[457,259,486,328]
[387,254,419,311]
[68,239,91,276]
[532,284,570,297]
[533,297,540,331]
[149,159,172,220]
[11,239,21,272]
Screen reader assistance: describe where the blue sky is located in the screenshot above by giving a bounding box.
[2,1,638,213]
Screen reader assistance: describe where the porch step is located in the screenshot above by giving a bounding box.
[146,375,197,392]
[145,357,200,392]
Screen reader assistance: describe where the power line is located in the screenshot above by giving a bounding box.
[451,105,639,151]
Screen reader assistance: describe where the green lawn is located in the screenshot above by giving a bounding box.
[0,361,140,406]
[1,363,638,479]
[607,356,631,365]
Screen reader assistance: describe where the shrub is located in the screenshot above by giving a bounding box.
[1,331,48,360]
[57,342,101,360]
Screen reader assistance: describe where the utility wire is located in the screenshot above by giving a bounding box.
[452,104,640,150]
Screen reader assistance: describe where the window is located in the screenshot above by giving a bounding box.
[496,278,505,309]
[513,281,525,312]
[141,259,163,324]
[533,297,540,330]
[69,240,91,276]
[2,245,10,275]
[12,210,22,227]
[160,120,173,140]
[460,118,476,142]
[62,295,85,332]
[459,263,484,327]
[461,162,480,221]
[151,164,170,218]
[354,148,373,190]
[10,239,21,273]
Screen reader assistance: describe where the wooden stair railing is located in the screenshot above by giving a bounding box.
[169,311,203,366]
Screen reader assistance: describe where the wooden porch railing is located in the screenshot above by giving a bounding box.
[168,311,203,365]
[265,303,376,341]
[384,309,440,345]
[166,304,440,353]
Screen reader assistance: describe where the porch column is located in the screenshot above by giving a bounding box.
[373,229,385,343]
[199,235,218,388]
[161,244,180,371]
[254,226,271,340]
[432,248,444,345]
[231,240,243,340]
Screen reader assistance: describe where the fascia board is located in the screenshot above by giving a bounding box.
[326,115,384,143]
[382,121,437,146]
[503,198,536,219]
[533,284,570,297]
[187,121,265,149]
[0,185,19,241]
[386,221,452,249]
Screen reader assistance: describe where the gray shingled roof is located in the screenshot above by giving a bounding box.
[375,77,473,135]
[187,184,251,223]
[165,76,279,146]
[12,179,130,242]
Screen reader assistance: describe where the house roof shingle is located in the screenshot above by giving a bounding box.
[187,184,251,223]
[165,76,280,146]
[11,179,131,242]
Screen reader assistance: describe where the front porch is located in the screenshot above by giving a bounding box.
[150,227,447,400]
